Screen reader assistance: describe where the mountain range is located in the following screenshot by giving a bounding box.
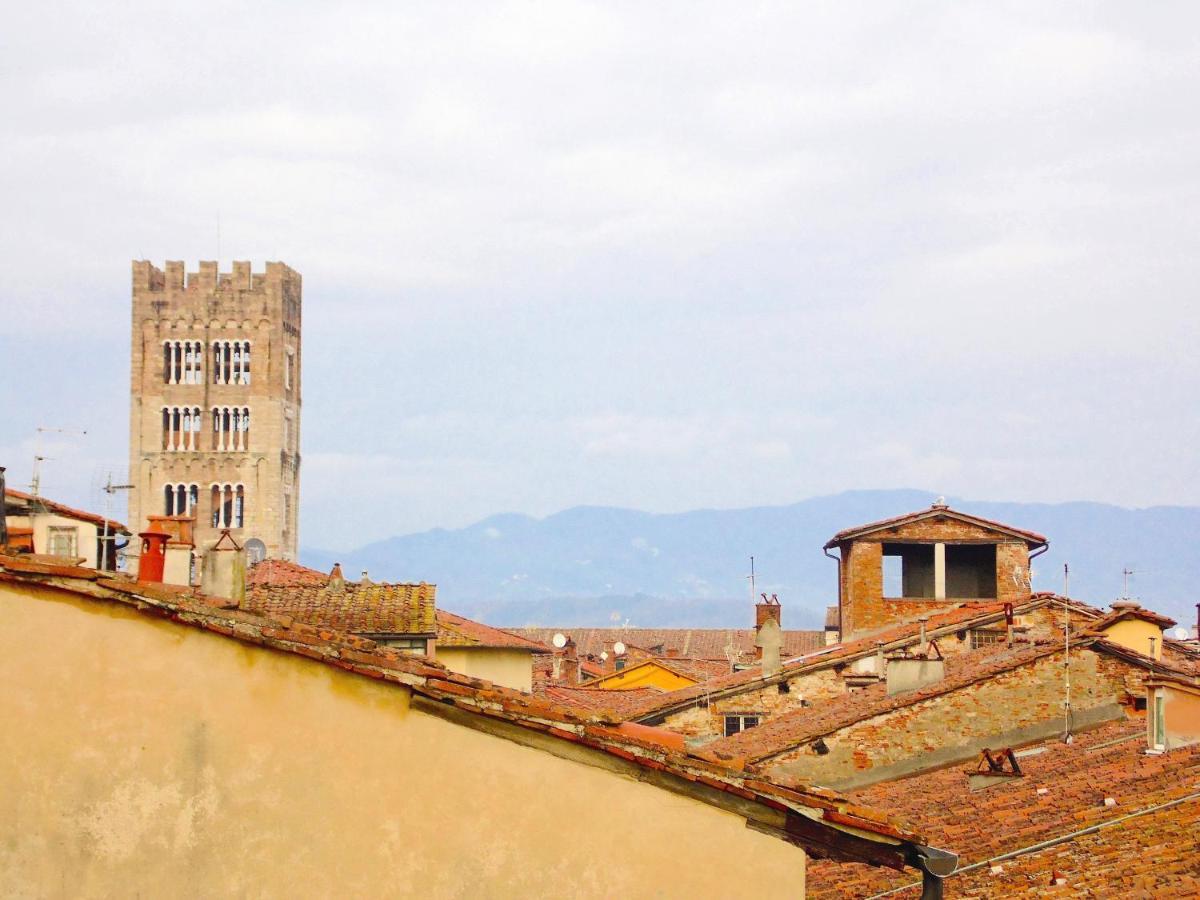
[300,489,1200,631]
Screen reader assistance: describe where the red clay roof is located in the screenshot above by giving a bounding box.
[538,685,669,718]
[244,579,437,636]
[513,626,826,665]
[701,635,1194,766]
[1090,601,1177,631]
[806,719,1200,898]
[0,552,933,871]
[5,488,129,535]
[246,558,330,587]
[627,600,1020,721]
[823,503,1048,549]
[436,609,551,651]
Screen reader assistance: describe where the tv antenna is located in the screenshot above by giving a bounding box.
[1121,567,1134,599]
[99,473,134,572]
[1062,562,1072,743]
[31,426,88,495]
[747,556,757,602]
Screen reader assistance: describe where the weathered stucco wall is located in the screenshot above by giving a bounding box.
[7,513,100,568]
[435,646,534,693]
[0,582,804,899]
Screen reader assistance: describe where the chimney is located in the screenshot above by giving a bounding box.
[136,530,170,583]
[0,466,7,548]
[918,615,929,652]
[328,563,345,591]
[147,514,195,586]
[754,594,782,661]
[562,638,580,685]
[360,569,371,585]
[200,530,246,606]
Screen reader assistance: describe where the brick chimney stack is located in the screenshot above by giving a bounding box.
[562,637,581,685]
[755,594,783,677]
[754,594,782,661]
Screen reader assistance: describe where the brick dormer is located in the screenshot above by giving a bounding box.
[825,501,1048,640]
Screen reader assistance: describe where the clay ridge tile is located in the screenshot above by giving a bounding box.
[1,557,932,865]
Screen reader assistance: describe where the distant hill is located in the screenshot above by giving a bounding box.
[300,489,1200,630]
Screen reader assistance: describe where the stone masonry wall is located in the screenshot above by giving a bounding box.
[765,648,1133,786]
[129,261,302,562]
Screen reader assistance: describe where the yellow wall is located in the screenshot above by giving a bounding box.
[0,582,805,899]
[590,661,698,691]
[1101,618,1163,660]
[7,513,100,568]
[435,646,534,693]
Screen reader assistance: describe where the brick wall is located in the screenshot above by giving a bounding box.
[837,515,1034,639]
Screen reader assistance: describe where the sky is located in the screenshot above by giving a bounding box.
[1,2,1198,552]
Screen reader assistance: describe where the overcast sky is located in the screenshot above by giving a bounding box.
[1,2,1198,551]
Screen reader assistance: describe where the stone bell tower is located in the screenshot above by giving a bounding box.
[128,260,302,563]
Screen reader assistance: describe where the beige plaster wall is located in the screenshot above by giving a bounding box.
[8,513,99,567]
[435,646,535,693]
[1102,618,1163,660]
[0,583,804,899]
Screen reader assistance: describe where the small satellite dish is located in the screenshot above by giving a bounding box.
[600,651,609,661]
[552,633,567,649]
[613,641,626,656]
[1168,626,1191,641]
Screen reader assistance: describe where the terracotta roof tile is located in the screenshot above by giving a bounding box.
[805,719,1200,898]
[512,626,826,664]
[244,580,437,636]
[245,558,330,587]
[0,556,934,871]
[823,503,1048,549]
[436,609,551,650]
[5,488,129,534]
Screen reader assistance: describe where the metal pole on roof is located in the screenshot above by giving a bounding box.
[1063,563,1072,744]
[99,473,134,572]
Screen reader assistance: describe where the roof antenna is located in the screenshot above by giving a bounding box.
[747,556,756,603]
[30,426,88,495]
[1122,567,1134,600]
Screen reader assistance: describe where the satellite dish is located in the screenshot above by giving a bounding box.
[600,651,609,661]
[244,538,266,564]
[1168,626,1191,641]
[613,641,626,656]
[552,633,567,649]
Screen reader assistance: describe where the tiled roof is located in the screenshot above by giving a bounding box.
[436,609,551,651]
[246,558,330,587]
[539,685,668,718]
[823,503,1048,549]
[512,627,826,663]
[701,635,1194,766]
[4,487,129,535]
[805,719,1200,898]
[701,641,1070,764]
[627,600,1022,722]
[245,579,437,636]
[1090,601,1177,631]
[0,551,938,873]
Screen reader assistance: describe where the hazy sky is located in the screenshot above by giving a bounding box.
[2,2,1198,551]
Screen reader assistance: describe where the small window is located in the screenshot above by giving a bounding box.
[723,714,761,737]
[46,526,78,558]
[382,637,427,656]
[971,629,1006,650]
[1133,697,1147,712]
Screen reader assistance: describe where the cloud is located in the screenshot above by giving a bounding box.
[2,3,1198,547]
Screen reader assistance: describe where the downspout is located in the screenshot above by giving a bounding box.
[0,466,7,547]
[910,844,957,899]
[825,547,844,638]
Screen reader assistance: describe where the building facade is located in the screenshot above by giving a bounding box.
[128,261,302,562]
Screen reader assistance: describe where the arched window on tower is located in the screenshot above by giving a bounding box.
[164,483,175,516]
[234,484,245,528]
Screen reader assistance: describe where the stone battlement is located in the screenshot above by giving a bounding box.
[132,260,300,295]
